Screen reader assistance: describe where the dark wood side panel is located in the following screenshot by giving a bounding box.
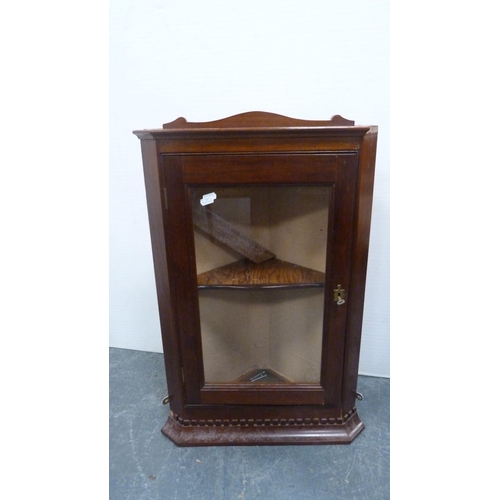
[162,156,205,404]
[342,130,378,413]
[139,139,185,414]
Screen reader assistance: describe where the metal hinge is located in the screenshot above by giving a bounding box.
[163,187,168,209]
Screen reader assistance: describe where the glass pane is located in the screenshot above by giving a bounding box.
[190,185,329,384]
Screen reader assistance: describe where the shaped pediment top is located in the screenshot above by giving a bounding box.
[162,111,354,129]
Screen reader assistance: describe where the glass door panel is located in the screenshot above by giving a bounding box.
[189,185,330,384]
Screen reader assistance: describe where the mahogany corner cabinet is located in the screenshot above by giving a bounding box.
[133,112,378,446]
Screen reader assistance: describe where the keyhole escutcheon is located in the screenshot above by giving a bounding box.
[334,284,345,305]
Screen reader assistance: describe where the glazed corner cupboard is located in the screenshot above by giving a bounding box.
[133,112,378,446]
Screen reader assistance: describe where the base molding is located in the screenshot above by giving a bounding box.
[161,408,364,446]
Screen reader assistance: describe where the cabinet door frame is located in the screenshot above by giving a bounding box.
[162,152,359,407]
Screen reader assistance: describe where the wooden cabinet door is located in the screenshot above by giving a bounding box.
[162,152,358,407]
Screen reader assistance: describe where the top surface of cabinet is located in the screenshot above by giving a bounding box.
[133,112,377,154]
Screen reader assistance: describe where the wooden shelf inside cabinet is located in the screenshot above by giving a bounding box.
[197,258,325,289]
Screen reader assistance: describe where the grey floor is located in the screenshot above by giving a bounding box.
[110,347,389,500]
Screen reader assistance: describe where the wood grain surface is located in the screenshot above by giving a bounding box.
[197,258,325,288]
[192,205,276,264]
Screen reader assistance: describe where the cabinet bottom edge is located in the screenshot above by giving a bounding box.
[161,409,364,446]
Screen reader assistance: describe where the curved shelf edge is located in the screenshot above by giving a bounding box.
[198,283,324,290]
[196,258,325,289]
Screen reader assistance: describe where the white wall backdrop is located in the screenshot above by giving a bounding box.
[110,0,390,377]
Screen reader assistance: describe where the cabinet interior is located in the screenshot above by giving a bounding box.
[190,185,330,383]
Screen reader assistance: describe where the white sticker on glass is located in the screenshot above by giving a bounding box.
[200,192,217,206]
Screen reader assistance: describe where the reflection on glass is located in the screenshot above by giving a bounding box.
[190,186,329,384]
